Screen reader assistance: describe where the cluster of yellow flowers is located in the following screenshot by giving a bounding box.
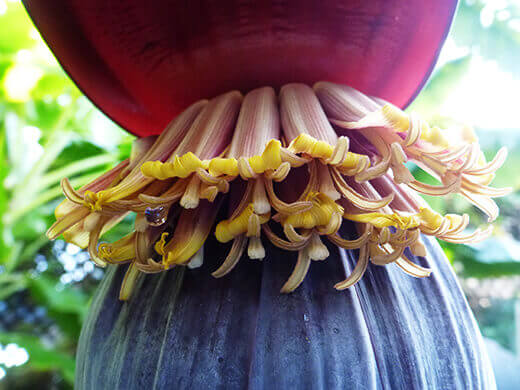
[47,82,509,299]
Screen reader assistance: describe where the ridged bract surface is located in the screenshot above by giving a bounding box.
[76,222,495,389]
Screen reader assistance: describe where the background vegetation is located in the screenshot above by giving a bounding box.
[0,0,519,388]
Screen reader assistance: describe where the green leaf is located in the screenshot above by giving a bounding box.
[0,273,27,300]
[0,332,75,384]
[0,3,36,54]
[0,58,14,90]
[11,211,49,240]
[49,140,106,171]
[25,275,89,339]
[26,274,89,321]
[28,99,68,129]
[0,126,10,262]
[443,239,520,278]
[32,72,74,99]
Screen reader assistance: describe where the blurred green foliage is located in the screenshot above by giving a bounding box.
[0,0,518,388]
[0,2,133,388]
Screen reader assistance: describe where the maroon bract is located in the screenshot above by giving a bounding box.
[23,1,456,137]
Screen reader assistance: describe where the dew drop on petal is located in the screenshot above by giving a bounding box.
[145,206,167,226]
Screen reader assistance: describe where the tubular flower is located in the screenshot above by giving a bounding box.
[47,82,510,300]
